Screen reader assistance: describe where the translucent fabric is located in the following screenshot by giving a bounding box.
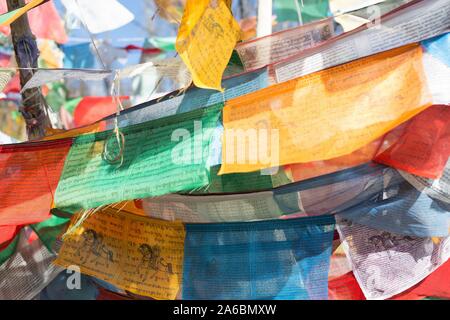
[375,105,450,179]
[54,104,222,211]
[175,0,240,90]
[329,258,450,300]
[274,0,450,83]
[182,215,335,300]
[0,229,63,300]
[107,68,269,130]
[336,218,450,300]
[337,181,450,238]
[422,32,450,67]
[142,163,395,223]
[43,67,268,141]
[0,139,72,226]
[236,18,334,71]
[400,160,450,204]
[54,208,186,300]
[220,45,432,174]
[0,233,19,266]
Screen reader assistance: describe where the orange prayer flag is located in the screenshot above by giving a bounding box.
[220,44,432,174]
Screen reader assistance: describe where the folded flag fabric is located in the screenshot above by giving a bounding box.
[182,215,335,300]
[400,160,450,205]
[176,0,240,91]
[141,163,397,223]
[375,105,450,179]
[54,104,222,211]
[220,45,432,174]
[235,17,334,72]
[336,217,450,300]
[337,181,450,238]
[275,0,450,83]
[0,0,46,27]
[0,139,72,226]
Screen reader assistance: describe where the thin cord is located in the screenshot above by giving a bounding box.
[74,0,107,70]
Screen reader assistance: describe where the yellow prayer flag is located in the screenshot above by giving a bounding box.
[54,207,186,300]
[154,0,183,24]
[176,0,240,91]
[219,45,432,174]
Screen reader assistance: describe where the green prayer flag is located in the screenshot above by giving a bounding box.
[274,0,330,24]
[146,37,176,51]
[55,104,223,211]
[31,211,72,253]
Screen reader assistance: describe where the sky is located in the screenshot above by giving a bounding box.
[53,0,177,46]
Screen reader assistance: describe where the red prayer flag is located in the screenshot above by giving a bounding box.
[0,138,72,226]
[375,105,450,179]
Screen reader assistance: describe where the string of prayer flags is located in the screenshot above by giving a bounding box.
[0,138,72,226]
[220,45,432,174]
[140,163,398,223]
[374,105,450,179]
[142,190,293,223]
[54,207,186,300]
[235,17,334,72]
[182,215,335,300]
[176,0,241,91]
[275,0,450,83]
[336,217,450,300]
[0,0,47,27]
[21,69,111,92]
[54,104,222,211]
